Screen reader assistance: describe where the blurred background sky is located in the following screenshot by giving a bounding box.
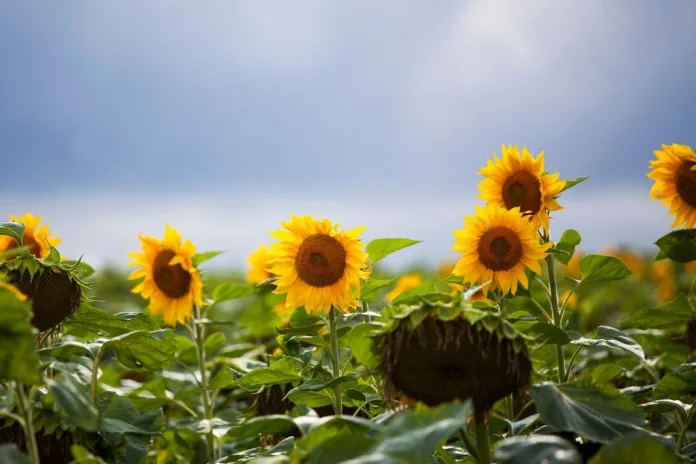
[1,1,695,270]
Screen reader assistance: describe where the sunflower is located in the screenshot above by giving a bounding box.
[648,143,696,228]
[387,274,422,302]
[128,225,203,326]
[247,245,274,284]
[478,145,565,232]
[453,204,551,295]
[268,215,368,314]
[0,212,61,260]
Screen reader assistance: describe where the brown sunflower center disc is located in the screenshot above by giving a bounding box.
[676,162,696,207]
[153,250,192,298]
[477,226,523,271]
[382,316,531,409]
[502,170,542,214]
[295,234,346,287]
[8,269,82,332]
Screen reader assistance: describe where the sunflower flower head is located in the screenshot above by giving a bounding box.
[648,143,696,228]
[247,245,274,284]
[387,274,422,302]
[268,215,368,314]
[128,224,203,326]
[478,145,565,233]
[0,212,61,260]
[452,204,552,296]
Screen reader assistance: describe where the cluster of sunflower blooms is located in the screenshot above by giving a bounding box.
[2,143,695,332]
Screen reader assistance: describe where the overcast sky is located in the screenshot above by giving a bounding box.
[1,1,695,270]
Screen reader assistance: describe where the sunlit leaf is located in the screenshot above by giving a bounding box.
[579,255,632,284]
[366,238,420,265]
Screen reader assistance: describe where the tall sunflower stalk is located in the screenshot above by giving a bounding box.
[268,215,369,416]
[14,382,40,464]
[128,225,214,460]
[190,304,216,462]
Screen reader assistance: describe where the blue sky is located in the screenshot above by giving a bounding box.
[1,1,695,269]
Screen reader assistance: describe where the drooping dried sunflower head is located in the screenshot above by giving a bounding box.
[2,253,86,335]
[380,295,531,410]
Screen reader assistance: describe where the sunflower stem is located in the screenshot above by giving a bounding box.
[192,305,216,462]
[474,408,491,464]
[459,428,479,462]
[328,307,343,415]
[14,382,40,464]
[676,407,694,452]
[546,254,566,382]
[90,346,105,402]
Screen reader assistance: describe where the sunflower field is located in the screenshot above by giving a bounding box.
[1,144,696,464]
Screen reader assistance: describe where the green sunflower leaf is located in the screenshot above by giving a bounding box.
[569,326,645,360]
[361,278,396,301]
[0,221,25,247]
[0,445,31,464]
[192,251,223,267]
[213,282,256,303]
[587,431,679,464]
[0,286,41,384]
[530,381,646,444]
[654,229,696,263]
[554,229,582,265]
[366,238,421,265]
[579,255,632,284]
[626,294,694,329]
[559,176,589,194]
[495,435,583,464]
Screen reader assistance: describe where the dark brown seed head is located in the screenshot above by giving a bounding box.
[8,268,82,332]
[382,315,531,410]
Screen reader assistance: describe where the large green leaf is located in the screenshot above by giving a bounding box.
[343,322,382,368]
[226,415,298,438]
[654,229,696,263]
[654,363,696,399]
[233,358,303,390]
[569,326,645,360]
[495,435,583,464]
[213,282,257,304]
[287,374,359,395]
[294,416,382,463]
[559,176,588,194]
[361,278,397,301]
[0,287,41,384]
[102,329,177,371]
[67,305,160,336]
[628,294,694,329]
[554,230,582,265]
[47,373,99,432]
[0,445,30,464]
[530,382,647,444]
[366,238,420,265]
[0,221,25,246]
[587,432,679,464]
[100,395,164,436]
[579,255,632,284]
[529,322,571,345]
[369,402,472,462]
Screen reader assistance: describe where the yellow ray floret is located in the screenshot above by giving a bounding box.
[647,143,696,229]
[268,215,369,314]
[247,244,273,284]
[0,212,61,260]
[452,204,551,296]
[128,224,203,326]
[478,145,565,233]
[0,281,27,301]
[387,274,422,302]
